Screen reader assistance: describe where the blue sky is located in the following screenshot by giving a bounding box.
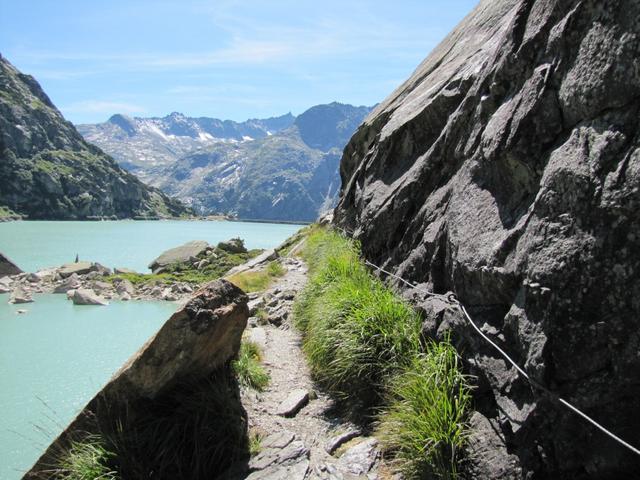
[0,0,477,124]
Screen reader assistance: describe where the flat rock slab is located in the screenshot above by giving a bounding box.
[276,388,309,417]
[114,267,138,275]
[247,459,309,480]
[226,249,278,277]
[71,288,108,306]
[337,438,379,476]
[250,440,308,471]
[262,431,295,450]
[325,429,362,455]
[59,261,93,278]
[148,240,209,272]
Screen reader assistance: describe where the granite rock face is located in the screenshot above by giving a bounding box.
[0,55,189,219]
[334,0,640,477]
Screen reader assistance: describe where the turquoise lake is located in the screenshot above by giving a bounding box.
[0,220,302,479]
[0,220,304,273]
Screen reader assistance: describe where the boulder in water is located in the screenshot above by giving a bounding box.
[9,286,33,304]
[71,288,108,306]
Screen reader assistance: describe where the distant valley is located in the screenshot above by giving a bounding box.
[78,103,372,222]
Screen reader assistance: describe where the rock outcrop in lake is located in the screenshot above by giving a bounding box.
[0,55,189,219]
[25,279,249,479]
[334,0,640,477]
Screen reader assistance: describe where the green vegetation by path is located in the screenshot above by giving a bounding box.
[293,227,471,479]
[378,339,471,479]
[227,261,286,293]
[294,227,421,410]
[233,340,270,391]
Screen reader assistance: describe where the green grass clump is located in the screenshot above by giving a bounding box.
[0,205,19,218]
[248,430,264,456]
[227,261,286,293]
[56,436,118,480]
[254,308,269,324]
[377,340,471,479]
[294,229,421,411]
[232,340,270,391]
[293,227,472,478]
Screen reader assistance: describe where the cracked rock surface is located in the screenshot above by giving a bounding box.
[334,0,640,477]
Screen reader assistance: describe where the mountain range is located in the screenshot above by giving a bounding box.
[78,103,372,221]
[78,111,296,176]
[0,55,189,220]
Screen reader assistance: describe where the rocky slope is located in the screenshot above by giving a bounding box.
[78,111,295,176]
[334,0,640,477]
[80,103,371,222]
[0,55,189,219]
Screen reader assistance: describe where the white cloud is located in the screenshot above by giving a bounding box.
[62,100,146,115]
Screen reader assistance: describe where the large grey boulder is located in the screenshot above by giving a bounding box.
[148,240,209,273]
[0,252,22,277]
[26,279,249,478]
[9,285,33,304]
[71,288,108,306]
[114,278,136,296]
[334,0,640,477]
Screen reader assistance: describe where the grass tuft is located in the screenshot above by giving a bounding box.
[228,261,286,293]
[232,340,270,391]
[56,435,118,480]
[248,430,264,456]
[377,339,471,479]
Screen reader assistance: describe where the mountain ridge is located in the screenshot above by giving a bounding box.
[0,54,189,220]
[80,102,372,222]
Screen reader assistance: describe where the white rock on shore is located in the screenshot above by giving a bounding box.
[71,288,109,306]
[9,286,33,304]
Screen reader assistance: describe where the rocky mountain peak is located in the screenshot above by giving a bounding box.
[294,102,372,152]
[108,114,137,136]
